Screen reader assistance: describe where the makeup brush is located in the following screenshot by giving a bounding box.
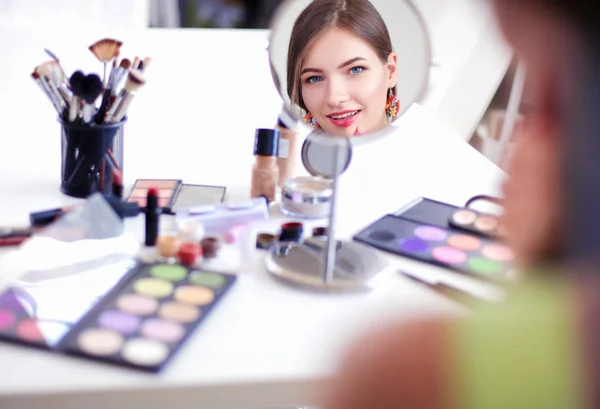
[399,271,487,307]
[95,60,119,123]
[132,56,141,71]
[112,58,131,91]
[68,71,85,122]
[35,63,67,115]
[46,61,72,106]
[31,71,62,114]
[107,70,146,123]
[138,57,152,74]
[44,48,70,87]
[88,38,123,87]
[81,74,103,124]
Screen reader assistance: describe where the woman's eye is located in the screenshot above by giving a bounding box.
[349,66,364,75]
[306,76,323,84]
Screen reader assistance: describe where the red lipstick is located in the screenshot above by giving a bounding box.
[326,110,360,128]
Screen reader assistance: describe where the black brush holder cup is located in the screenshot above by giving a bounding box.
[60,118,126,198]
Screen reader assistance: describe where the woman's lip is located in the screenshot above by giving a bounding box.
[327,110,360,128]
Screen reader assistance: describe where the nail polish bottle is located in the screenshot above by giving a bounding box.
[251,128,279,203]
[275,117,299,187]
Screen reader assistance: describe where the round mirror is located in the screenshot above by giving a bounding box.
[268,0,431,141]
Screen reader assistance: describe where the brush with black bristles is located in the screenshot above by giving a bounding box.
[68,71,85,123]
[106,70,146,123]
[88,38,122,87]
[80,74,103,124]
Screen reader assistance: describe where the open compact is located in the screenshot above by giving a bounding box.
[280,176,332,219]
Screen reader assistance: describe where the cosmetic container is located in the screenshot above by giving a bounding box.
[60,118,125,198]
[275,118,299,187]
[251,129,280,202]
[280,176,333,219]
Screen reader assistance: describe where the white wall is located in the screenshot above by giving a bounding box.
[0,0,150,28]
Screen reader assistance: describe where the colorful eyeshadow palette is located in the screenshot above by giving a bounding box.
[61,263,236,372]
[353,215,516,282]
[0,257,139,350]
[0,262,236,372]
[449,208,505,239]
[127,179,226,213]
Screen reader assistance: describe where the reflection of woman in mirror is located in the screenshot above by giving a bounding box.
[287,0,399,137]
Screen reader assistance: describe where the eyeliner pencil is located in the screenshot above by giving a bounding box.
[399,271,487,307]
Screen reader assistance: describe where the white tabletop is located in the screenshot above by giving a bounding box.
[0,28,506,409]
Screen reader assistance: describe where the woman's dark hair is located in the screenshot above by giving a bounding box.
[286,0,394,113]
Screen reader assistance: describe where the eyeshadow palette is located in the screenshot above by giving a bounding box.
[0,261,236,372]
[61,263,236,372]
[127,179,182,209]
[127,179,226,213]
[0,257,139,350]
[353,215,516,282]
[449,208,505,239]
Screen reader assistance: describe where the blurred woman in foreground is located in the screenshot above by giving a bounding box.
[323,1,600,408]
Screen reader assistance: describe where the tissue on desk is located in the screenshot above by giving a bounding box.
[5,193,139,285]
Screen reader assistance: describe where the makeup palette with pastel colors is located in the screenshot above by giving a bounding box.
[354,215,516,282]
[61,263,236,372]
[448,208,505,239]
[353,197,516,282]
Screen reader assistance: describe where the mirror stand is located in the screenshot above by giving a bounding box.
[265,144,389,293]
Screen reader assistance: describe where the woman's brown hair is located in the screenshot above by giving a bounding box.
[286,0,395,113]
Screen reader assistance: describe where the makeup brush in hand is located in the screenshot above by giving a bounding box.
[88,38,122,87]
[81,74,103,124]
[107,70,146,123]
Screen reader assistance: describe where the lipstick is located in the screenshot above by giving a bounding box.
[144,187,160,246]
[0,227,33,247]
[327,110,360,128]
[112,171,123,199]
[30,205,80,228]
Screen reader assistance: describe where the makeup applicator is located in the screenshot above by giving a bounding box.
[34,63,67,116]
[44,48,70,87]
[138,57,152,74]
[81,74,103,124]
[38,61,71,106]
[31,71,62,115]
[88,38,123,87]
[107,70,146,123]
[68,71,85,122]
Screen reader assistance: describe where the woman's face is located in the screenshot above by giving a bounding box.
[299,27,397,137]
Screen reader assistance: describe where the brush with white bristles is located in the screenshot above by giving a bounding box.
[34,62,68,116]
[88,38,122,87]
[44,48,70,87]
[31,71,62,114]
[107,70,146,123]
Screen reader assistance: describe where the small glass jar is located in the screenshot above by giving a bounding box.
[280,176,332,219]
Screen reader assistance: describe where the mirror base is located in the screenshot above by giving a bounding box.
[264,237,389,293]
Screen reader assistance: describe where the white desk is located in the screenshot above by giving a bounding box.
[0,29,506,409]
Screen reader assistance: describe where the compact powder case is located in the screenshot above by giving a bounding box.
[280,176,333,219]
